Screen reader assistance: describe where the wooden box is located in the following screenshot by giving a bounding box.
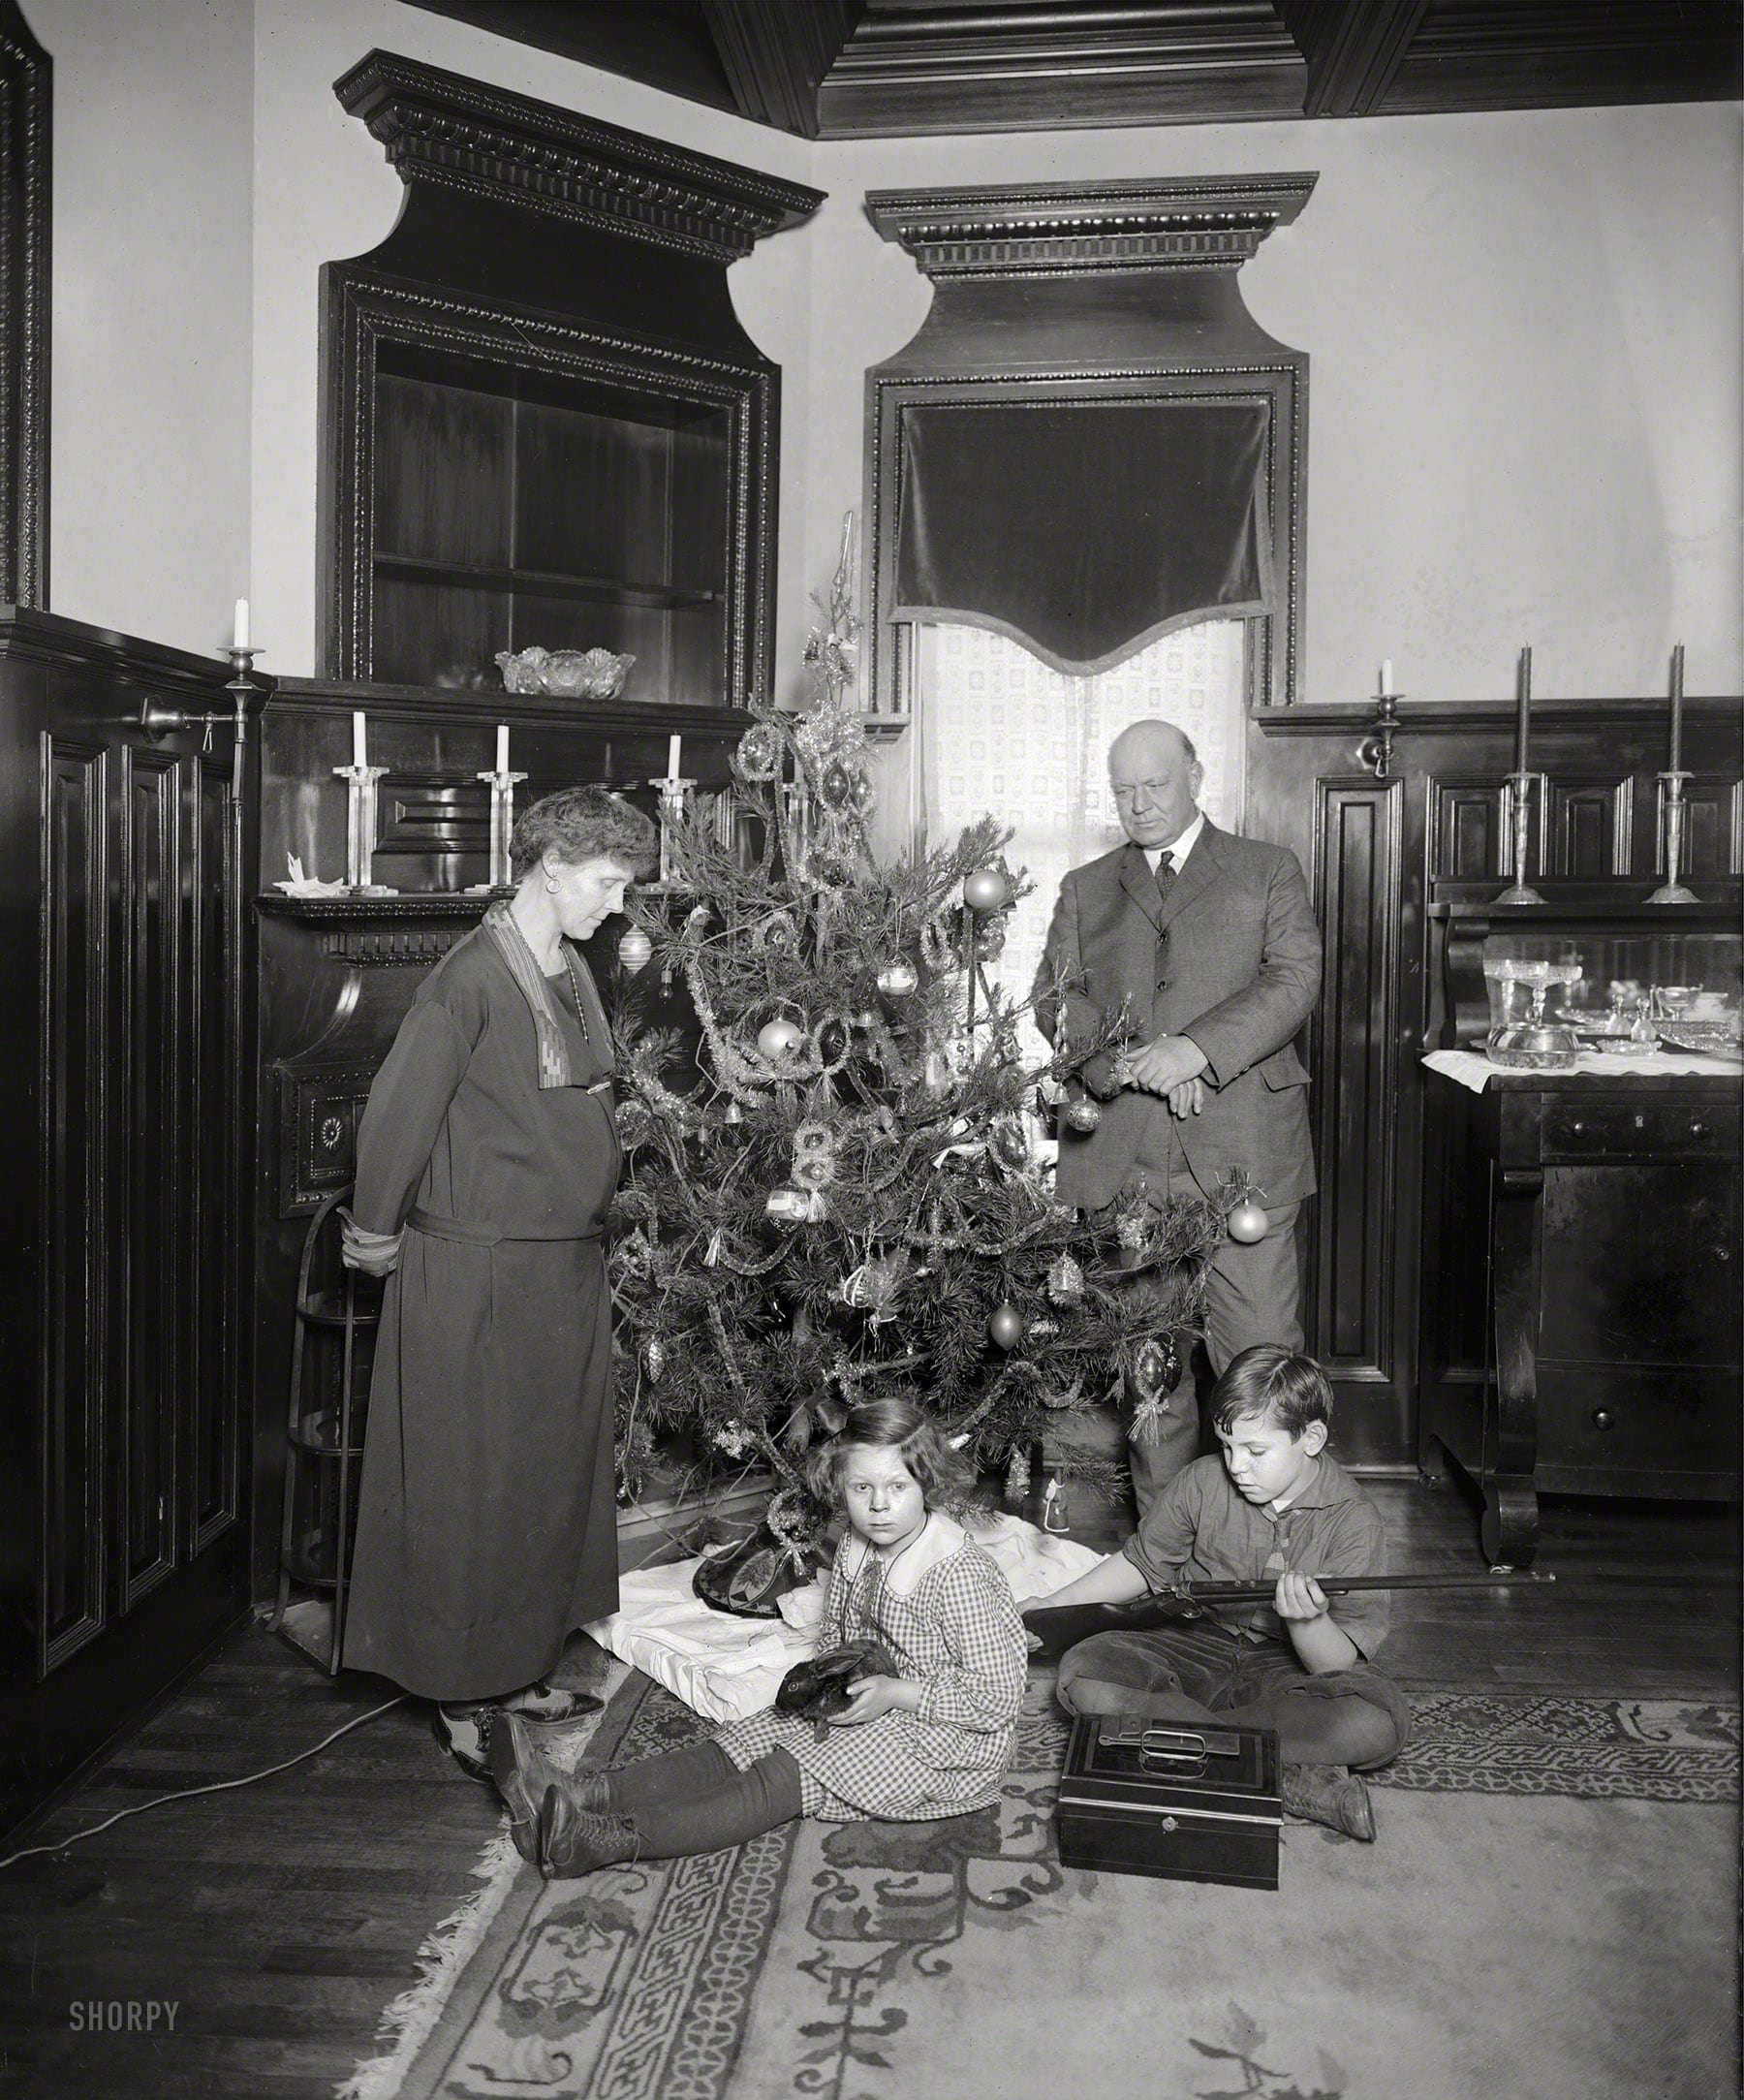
[1056,1713,1282,1890]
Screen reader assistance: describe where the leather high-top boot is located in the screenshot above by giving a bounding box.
[533,1786,641,1879]
[488,1709,611,1862]
[1280,1763,1376,1842]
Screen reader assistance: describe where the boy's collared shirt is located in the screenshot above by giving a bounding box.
[1120,1452,1391,1656]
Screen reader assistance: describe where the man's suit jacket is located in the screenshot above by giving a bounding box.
[1034,820,1323,1215]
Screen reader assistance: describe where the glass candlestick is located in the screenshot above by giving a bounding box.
[332,762,390,892]
[467,766,528,892]
[1495,769,1545,906]
[648,774,696,892]
[1647,769,1699,905]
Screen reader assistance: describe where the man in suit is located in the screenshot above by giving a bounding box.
[1035,719,1323,1512]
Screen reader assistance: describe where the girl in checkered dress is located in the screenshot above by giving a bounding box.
[489,1395,1030,1876]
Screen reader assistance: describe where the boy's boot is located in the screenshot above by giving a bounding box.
[534,1787,641,1879]
[1281,1763,1376,1842]
[489,1709,612,1853]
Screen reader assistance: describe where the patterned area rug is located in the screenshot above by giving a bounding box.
[349,1678,1740,2100]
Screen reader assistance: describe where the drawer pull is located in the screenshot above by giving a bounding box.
[1691,1120,1705,1136]
[1717,1245,1731,1263]
[1592,1409,1615,1431]
[1633,1113,1646,1131]
[1569,1119,1585,1134]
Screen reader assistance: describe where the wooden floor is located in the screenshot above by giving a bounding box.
[0,1483,1736,2100]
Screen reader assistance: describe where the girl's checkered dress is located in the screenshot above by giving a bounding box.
[715,1513,1027,1820]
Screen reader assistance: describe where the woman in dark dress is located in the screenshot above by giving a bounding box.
[340,786,657,1774]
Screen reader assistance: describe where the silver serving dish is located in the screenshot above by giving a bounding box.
[1655,1019,1744,1057]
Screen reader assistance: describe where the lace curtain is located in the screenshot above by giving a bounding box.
[918,619,1248,1061]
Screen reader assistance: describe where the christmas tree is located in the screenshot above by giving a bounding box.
[607,521,1234,1548]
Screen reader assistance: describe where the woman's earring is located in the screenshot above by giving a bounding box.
[545,876,560,893]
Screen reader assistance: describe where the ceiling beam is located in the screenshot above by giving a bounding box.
[1282,0,1428,115]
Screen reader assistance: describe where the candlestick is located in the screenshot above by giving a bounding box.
[496,722,511,773]
[352,710,367,769]
[1647,768,1699,905]
[233,597,250,651]
[332,762,390,891]
[1494,770,1545,907]
[1668,643,1684,773]
[1380,659,1394,699]
[1514,646,1533,773]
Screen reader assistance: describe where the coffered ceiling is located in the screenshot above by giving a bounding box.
[403,0,1740,138]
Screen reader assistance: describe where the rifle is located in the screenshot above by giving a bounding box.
[1022,1568,1553,1662]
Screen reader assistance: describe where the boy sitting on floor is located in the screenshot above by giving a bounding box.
[1025,1344,1410,1841]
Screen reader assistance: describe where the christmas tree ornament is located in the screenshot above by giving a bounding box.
[843,768,876,818]
[922,1048,952,1094]
[1064,1095,1103,1133]
[919,915,957,974]
[988,1302,1025,1350]
[1046,1253,1085,1303]
[733,719,783,782]
[1037,1073,1069,1111]
[876,959,919,1000]
[1005,1447,1031,1502]
[816,1016,850,1064]
[989,1115,1031,1171]
[642,1336,667,1384]
[1132,1335,1181,1402]
[1228,1199,1269,1244]
[617,925,654,975]
[766,1186,825,1226]
[963,865,1012,914]
[841,1251,908,1323]
[755,909,799,956]
[722,1099,744,1125]
[757,1016,804,1060]
[817,758,856,810]
[792,1120,839,1190]
[973,917,1007,960]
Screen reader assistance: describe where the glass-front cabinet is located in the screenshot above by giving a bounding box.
[1479,927,1742,1068]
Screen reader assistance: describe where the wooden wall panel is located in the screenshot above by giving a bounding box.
[1312,776,1403,1379]
[1546,776,1632,877]
[190,761,238,1552]
[40,739,107,1670]
[120,748,180,1612]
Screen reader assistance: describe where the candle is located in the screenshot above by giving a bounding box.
[667,734,682,780]
[1380,659,1394,699]
[233,597,250,651]
[1668,643,1684,772]
[352,710,367,769]
[496,722,510,773]
[1514,646,1533,773]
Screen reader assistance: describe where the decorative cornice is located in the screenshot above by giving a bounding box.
[864,174,1319,279]
[333,49,824,263]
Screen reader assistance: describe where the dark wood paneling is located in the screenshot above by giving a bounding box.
[42,738,107,1670]
[1312,777,1404,1395]
[1545,775,1631,878]
[0,608,256,1840]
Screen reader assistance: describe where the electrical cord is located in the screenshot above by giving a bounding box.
[0,1695,409,1871]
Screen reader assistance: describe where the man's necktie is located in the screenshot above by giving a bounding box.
[1154,850,1176,907]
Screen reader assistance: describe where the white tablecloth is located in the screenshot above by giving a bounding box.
[1423,1047,1743,1093]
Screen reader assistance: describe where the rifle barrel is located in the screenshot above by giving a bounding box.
[1172,1569,1554,1606]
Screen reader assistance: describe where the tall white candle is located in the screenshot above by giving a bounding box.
[352,710,367,769]
[667,734,682,780]
[496,722,510,773]
[233,597,250,650]
[1380,659,1394,698]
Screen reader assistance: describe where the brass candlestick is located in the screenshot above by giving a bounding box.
[1647,770,1699,905]
[1495,770,1545,907]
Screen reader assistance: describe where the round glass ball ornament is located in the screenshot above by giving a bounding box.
[988,1303,1026,1350]
[1063,1096,1103,1134]
[876,960,919,1000]
[617,925,654,975]
[963,866,1012,915]
[1228,1198,1269,1244]
[757,1016,805,1061]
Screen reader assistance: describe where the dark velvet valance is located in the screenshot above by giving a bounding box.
[891,399,1273,675]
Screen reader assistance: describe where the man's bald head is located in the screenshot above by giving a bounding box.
[1108,719,1202,851]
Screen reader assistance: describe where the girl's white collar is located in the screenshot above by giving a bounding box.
[836,1511,966,1597]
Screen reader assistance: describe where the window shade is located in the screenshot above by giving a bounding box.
[892,399,1273,676]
